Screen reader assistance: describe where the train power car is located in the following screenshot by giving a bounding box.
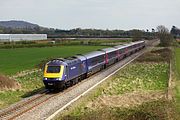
[43,41,145,90]
[43,59,67,89]
[43,56,88,89]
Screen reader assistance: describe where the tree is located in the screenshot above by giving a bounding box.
[152,28,155,33]
[157,25,173,46]
[131,29,143,42]
[170,26,180,38]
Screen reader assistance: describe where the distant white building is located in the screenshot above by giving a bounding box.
[0,34,47,42]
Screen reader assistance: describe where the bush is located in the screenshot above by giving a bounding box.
[136,48,172,63]
[157,25,174,47]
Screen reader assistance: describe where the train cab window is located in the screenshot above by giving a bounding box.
[47,66,61,73]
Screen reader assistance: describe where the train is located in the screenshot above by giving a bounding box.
[43,41,145,90]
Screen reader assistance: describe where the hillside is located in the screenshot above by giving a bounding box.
[0,20,39,29]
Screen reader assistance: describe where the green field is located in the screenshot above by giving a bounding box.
[175,48,180,75]
[175,48,180,113]
[0,45,106,75]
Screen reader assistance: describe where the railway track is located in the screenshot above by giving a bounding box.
[0,76,98,120]
[0,40,159,120]
[0,90,50,120]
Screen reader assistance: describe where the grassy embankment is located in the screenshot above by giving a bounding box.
[0,72,43,109]
[0,45,106,109]
[174,48,180,114]
[57,48,178,120]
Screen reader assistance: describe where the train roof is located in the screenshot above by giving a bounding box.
[47,57,81,66]
[47,58,66,66]
[124,41,143,47]
[114,41,145,49]
[114,44,127,49]
[130,41,145,45]
[101,47,118,53]
[74,55,86,61]
[83,51,105,59]
[64,57,81,65]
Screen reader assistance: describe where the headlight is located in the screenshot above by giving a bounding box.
[55,78,61,81]
[44,77,47,80]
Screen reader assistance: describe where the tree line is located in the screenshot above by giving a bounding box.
[0,25,179,46]
[0,26,156,38]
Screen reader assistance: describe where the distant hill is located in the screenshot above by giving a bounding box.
[0,20,39,29]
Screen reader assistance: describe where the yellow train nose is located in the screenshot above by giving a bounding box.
[43,65,64,79]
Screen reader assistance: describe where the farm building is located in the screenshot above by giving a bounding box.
[0,34,47,42]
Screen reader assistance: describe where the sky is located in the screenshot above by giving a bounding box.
[0,0,180,30]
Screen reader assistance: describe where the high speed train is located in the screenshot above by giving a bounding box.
[43,41,145,90]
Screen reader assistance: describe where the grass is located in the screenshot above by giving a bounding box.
[0,45,106,75]
[60,100,177,120]
[103,63,168,95]
[175,48,180,76]
[0,91,25,108]
[57,48,172,120]
[174,48,180,113]
[0,71,43,109]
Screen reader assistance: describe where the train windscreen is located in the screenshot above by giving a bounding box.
[47,66,61,73]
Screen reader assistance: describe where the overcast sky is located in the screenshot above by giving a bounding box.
[0,0,180,30]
